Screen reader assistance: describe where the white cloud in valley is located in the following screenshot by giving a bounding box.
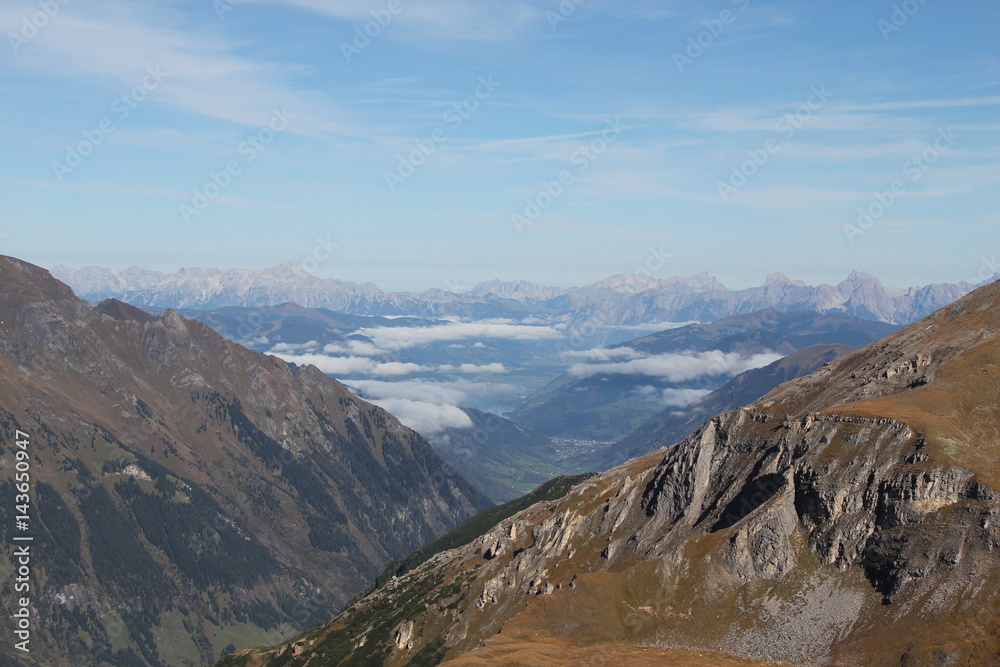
[270,340,320,354]
[343,378,520,435]
[636,385,712,408]
[569,350,784,382]
[361,399,474,435]
[564,347,644,362]
[272,353,427,377]
[322,340,388,357]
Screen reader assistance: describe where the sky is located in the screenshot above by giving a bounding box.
[1,0,998,292]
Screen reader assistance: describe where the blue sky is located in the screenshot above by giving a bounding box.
[1,0,997,292]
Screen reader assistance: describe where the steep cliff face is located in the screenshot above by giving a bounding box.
[228,280,1000,666]
[0,256,487,667]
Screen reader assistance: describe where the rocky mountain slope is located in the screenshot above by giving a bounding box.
[511,310,897,442]
[222,279,1000,666]
[0,256,487,667]
[606,343,855,467]
[52,264,993,326]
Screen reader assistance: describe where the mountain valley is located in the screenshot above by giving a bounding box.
[220,279,1000,666]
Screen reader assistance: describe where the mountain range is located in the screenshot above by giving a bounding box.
[52,264,995,326]
[0,256,487,666]
[224,278,1000,665]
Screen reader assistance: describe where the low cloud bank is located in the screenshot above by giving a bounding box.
[636,385,712,407]
[570,349,783,382]
[343,378,521,435]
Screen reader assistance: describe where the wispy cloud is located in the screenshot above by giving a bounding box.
[835,96,1000,112]
[256,0,542,42]
[0,2,364,136]
[465,125,634,154]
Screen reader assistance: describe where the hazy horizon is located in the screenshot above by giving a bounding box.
[49,259,997,296]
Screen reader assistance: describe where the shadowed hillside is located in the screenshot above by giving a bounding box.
[0,256,488,666]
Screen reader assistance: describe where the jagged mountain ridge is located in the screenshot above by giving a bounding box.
[225,279,1000,666]
[0,256,487,667]
[52,264,995,325]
